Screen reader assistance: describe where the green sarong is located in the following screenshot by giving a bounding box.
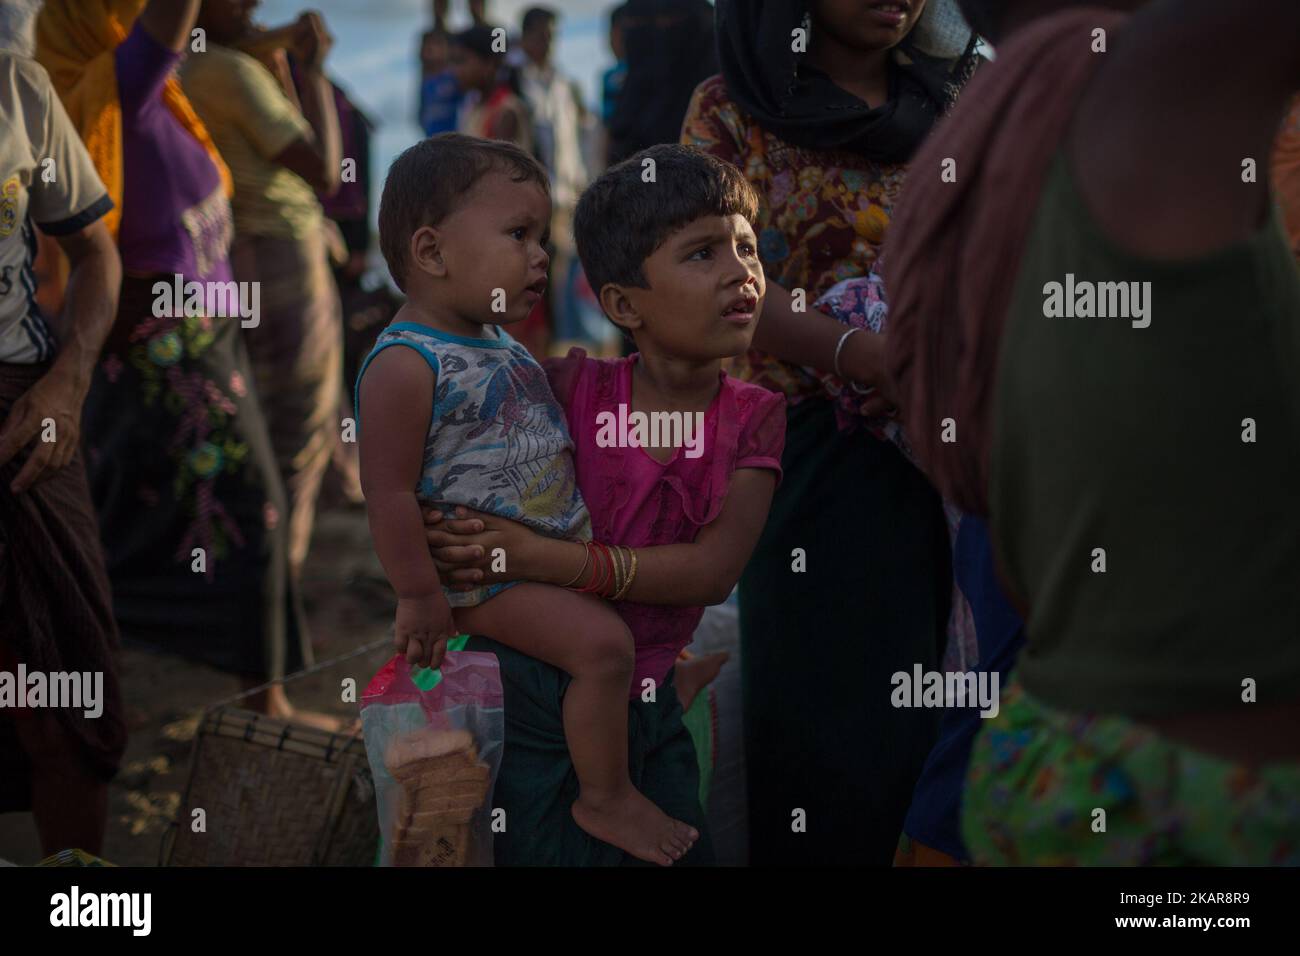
[462,635,715,866]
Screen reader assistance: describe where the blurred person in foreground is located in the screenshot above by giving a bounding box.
[885,0,1300,864]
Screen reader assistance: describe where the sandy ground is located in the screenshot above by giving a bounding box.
[0,501,750,866]
[0,503,397,866]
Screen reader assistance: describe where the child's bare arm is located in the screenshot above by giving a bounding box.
[609,469,776,605]
[359,346,455,666]
[425,468,778,607]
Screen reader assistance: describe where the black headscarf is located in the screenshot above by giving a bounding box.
[716,0,979,164]
[608,0,718,164]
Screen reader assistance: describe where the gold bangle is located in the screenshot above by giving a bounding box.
[608,544,625,599]
[560,539,590,588]
[612,547,638,601]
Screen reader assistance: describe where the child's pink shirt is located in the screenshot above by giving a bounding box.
[545,349,786,697]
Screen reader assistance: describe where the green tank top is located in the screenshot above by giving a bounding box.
[991,151,1300,718]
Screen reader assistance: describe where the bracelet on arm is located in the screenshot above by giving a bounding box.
[610,545,627,600]
[578,542,602,594]
[833,326,875,395]
[600,542,617,596]
[575,541,601,593]
[559,538,590,588]
[832,326,862,380]
[611,547,638,601]
[583,542,614,595]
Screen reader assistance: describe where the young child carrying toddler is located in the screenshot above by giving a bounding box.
[357,133,696,865]
[421,145,789,864]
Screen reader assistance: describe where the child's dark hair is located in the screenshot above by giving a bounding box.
[378,133,549,292]
[573,144,759,299]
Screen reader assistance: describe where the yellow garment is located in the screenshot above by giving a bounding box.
[180,44,319,239]
[34,0,232,239]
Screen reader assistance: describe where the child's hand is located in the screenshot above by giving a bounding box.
[422,505,536,590]
[394,593,456,670]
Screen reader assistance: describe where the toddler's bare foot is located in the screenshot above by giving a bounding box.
[571,787,698,866]
[675,651,728,712]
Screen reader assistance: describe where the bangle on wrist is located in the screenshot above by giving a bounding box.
[833,326,862,381]
[611,547,638,601]
[834,326,876,395]
[559,539,589,588]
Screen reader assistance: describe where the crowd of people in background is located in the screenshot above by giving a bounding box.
[1,0,1298,868]
[418,1,717,357]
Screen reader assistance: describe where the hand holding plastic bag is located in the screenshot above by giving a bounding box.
[360,643,504,866]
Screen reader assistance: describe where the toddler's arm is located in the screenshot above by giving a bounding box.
[425,468,778,607]
[359,346,456,668]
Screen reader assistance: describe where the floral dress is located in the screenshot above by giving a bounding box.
[84,276,306,679]
[79,23,307,679]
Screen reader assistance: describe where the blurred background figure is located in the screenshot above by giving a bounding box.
[418,1,461,136]
[450,21,551,357]
[469,0,491,27]
[515,6,592,356]
[452,23,531,151]
[600,4,628,131]
[607,0,715,166]
[307,74,392,506]
[181,2,346,654]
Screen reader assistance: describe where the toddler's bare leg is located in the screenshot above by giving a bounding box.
[457,583,698,864]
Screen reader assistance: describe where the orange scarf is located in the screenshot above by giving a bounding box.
[34,0,233,239]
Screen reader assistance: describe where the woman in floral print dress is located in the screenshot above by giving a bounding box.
[37,0,315,720]
[681,0,979,864]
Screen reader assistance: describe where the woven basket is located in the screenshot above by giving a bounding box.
[162,708,378,867]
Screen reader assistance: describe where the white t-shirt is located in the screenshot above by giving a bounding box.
[518,60,588,208]
[0,53,112,364]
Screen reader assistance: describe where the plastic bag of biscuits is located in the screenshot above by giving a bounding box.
[360,650,504,866]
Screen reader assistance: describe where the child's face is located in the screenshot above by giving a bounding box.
[430,171,551,326]
[451,46,492,91]
[620,214,765,361]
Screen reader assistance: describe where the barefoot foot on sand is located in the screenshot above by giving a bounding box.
[572,788,699,866]
[242,685,348,732]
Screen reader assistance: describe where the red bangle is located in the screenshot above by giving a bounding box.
[592,541,613,596]
[594,541,614,596]
[576,541,606,594]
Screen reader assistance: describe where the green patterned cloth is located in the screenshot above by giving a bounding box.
[963,678,1300,866]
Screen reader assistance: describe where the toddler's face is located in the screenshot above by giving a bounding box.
[625,214,765,361]
[437,172,551,326]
